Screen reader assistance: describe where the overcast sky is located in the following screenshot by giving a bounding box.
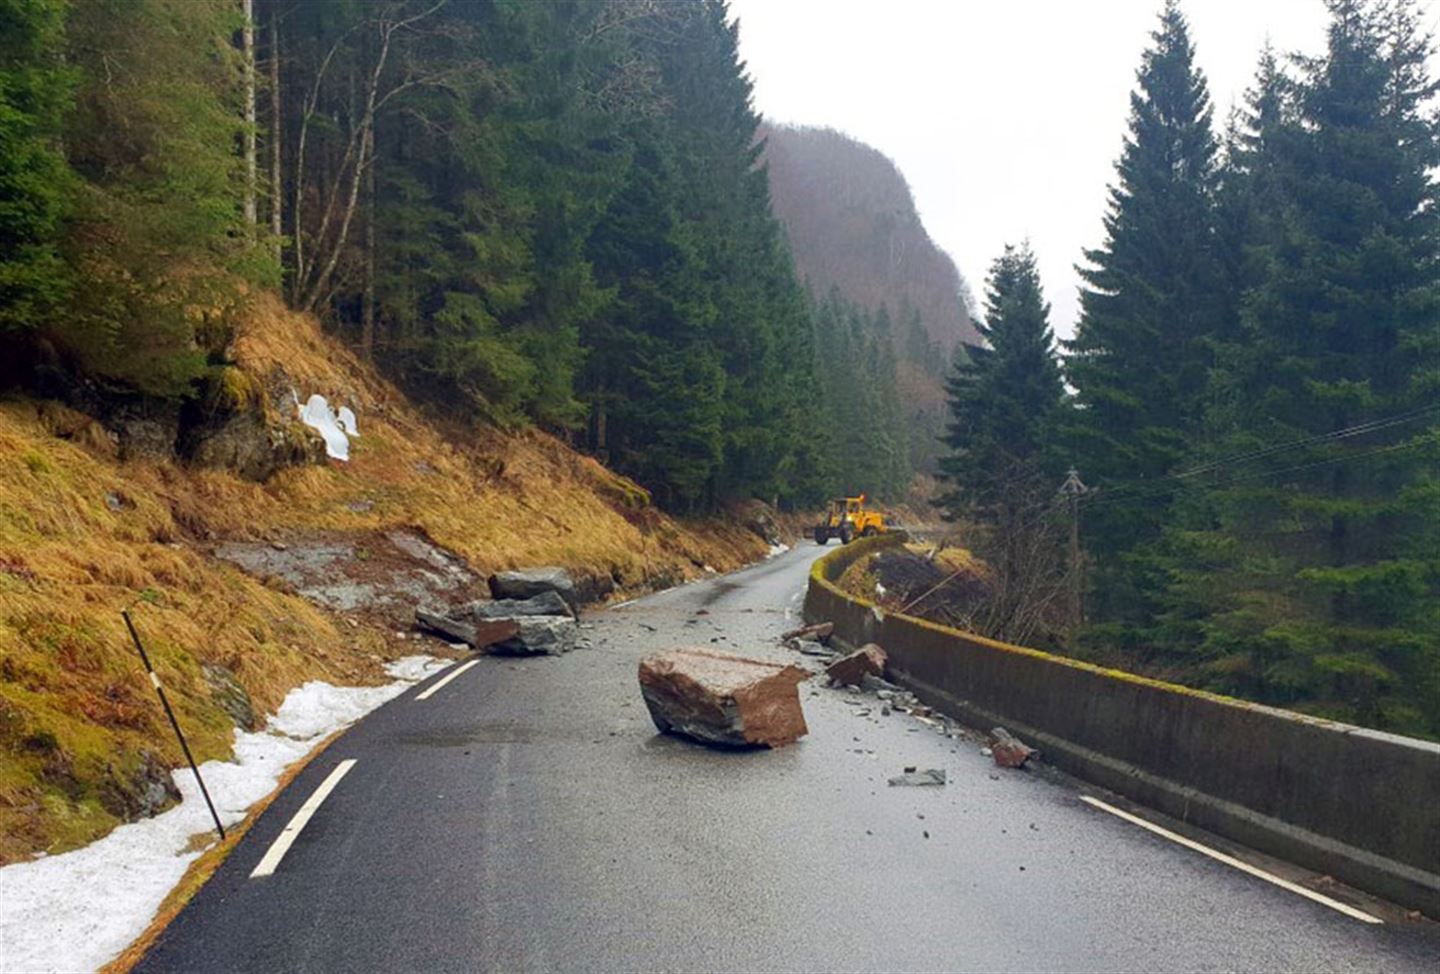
[730,0,1440,339]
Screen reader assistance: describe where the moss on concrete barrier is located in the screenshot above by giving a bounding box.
[805,535,1440,917]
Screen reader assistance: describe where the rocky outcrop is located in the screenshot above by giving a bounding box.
[178,367,326,481]
[638,648,810,748]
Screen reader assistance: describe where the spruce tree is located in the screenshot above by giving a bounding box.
[1161,0,1440,736]
[939,243,1068,642]
[0,0,73,336]
[1067,0,1222,621]
[940,243,1065,520]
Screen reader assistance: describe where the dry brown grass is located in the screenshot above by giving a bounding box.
[0,293,768,862]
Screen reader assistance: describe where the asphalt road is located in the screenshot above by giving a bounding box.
[138,545,1440,973]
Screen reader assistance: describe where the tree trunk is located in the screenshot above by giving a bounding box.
[241,0,258,230]
[268,5,282,263]
[361,123,376,355]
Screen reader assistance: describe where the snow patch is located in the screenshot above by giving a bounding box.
[0,655,446,974]
[299,394,355,461]
[336,405,359,438]
[767,542,790,558]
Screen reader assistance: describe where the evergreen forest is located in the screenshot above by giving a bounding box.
[0,0,916,512]
[4,0,1436,739]
[940,0,1440,739]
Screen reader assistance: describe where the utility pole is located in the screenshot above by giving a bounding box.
[1059,467,1089,642]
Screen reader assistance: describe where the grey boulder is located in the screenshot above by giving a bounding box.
[472,590,574,620]
[489,615,579,655]
[416,607,477,646]
[489,567,580,613]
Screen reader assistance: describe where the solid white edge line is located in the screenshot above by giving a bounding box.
[249,759,357,879]
[1079,795,1382,924]
[414,659,478,702]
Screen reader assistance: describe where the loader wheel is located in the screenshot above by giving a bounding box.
[861,526,878,537]
[814,528,830,545]
[839,523,855,544]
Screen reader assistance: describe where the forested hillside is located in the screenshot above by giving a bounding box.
[762,124,979,478]
[760,124,979,352]
[0,0,917,509]
[940,0,1440,740]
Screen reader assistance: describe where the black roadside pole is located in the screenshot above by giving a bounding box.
[122,608,226,841]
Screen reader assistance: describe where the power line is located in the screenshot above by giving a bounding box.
[1170,404,1440,481]
[1080,435,1435,512]
[1079,403,1440,509]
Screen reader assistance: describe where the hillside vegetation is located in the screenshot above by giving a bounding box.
[761,124,979,478]
[2,0,935,511]
[0,297,771,863]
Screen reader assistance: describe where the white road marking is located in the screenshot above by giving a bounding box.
[1079,795,1382,924]
[250,759,357,879]
[415,659,478,701]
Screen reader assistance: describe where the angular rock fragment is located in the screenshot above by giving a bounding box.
[416,607,477,646]
[989,726,1037,768]
[490,567,580,614]
[888,768,946,787]
[638,648,809,748]
[489,615,578,656]
[787,638,836,658]
[826,643,888,686]
[780,621,834,644]
[472,590,574,620]
[416,608,524,651]
[860,673,900,694]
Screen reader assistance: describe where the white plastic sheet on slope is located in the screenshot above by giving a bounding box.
[299,394,357,461]
[0,656,447,974]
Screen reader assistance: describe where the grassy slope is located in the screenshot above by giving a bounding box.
[0,295,768,862]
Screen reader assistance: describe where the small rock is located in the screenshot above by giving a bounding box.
[825,643,887,686]
[888,769,946,787]
[989,727,1037,769]
[860,674,900,694]
[780,621,834,644]
[793,640,835,658]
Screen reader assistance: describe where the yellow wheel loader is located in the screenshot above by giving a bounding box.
[814,494,888,545]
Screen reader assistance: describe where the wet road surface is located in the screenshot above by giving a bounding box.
[137,545,1440,972]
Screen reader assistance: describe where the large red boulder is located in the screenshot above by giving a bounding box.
[638,648,810,748]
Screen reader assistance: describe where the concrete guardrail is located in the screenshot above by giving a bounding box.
[804,533,1440,918]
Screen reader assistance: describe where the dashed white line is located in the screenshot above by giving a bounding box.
[1079,795,1382,924]
[250,759,357,879]
[414,659,478,702]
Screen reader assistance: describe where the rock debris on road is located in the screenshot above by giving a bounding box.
[137,545,1440,974]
